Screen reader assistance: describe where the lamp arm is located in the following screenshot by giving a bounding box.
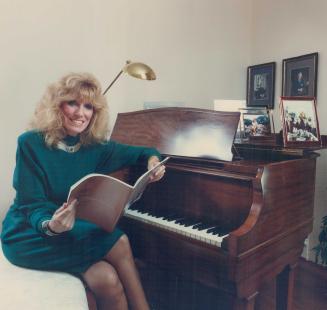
[102,69,124,95]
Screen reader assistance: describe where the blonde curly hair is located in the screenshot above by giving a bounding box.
[29,72,109,147]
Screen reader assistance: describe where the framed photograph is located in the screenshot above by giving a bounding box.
[282,52,318,97]
[239,107,274,141]
[280,97,321,147]
[246,62,276,108]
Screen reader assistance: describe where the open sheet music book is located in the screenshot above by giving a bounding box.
[67,157,169,232]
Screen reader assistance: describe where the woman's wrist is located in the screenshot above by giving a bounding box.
[41,220,60,236]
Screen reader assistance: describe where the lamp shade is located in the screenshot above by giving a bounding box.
[103,60,156,95]
[123,62,156,80]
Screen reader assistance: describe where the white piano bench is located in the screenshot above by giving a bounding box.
[0,243,89,310]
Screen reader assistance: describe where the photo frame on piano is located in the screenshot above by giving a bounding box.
[239,107,275,142]
[280,96,321,148]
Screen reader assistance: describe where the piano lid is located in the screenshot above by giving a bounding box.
[111,107,240,161]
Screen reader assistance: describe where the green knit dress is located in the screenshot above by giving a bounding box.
[1,131,160,274]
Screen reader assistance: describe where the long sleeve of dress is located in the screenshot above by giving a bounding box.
[96,141,161,174]
[13,136,57,235]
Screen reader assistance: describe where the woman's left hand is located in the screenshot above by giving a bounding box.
[147,156,166,183]
[48,199,78,233]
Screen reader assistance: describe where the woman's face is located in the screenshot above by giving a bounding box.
[61,100,94,136]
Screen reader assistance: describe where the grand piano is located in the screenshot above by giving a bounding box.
[110,107,321,310]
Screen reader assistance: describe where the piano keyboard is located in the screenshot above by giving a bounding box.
[124,207,228,247]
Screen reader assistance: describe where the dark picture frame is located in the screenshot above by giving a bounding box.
[280,96,321,148]
[246,62,276,108]
[282,52,318,98]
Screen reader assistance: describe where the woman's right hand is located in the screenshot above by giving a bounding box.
[48,199,78,233]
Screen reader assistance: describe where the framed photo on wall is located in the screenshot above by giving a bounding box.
[280,97,321,147]
[282,53,318,98]
[246,62,276,108]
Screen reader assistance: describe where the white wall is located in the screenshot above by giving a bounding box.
[91,0,252,114]
[0,0,252,219]
[251,0,327,261]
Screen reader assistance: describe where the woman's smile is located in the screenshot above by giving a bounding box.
[61,100,94,136]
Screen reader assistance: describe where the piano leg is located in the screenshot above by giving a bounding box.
[276,262,297,310]
[232,292,258,310]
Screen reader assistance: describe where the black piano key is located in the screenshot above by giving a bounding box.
[207,227,229,236]
[193,223,212,230]
[218,230,230,236]
[129,204,139,210]
[207,226,220,234]
[161,213,176,219]
[164,214,182,221]
[152,210,168,218]
[173,218,186,224]
[201,223,218,231]
[209,229,221,236]
[181,219,200,227]
[138,209,149,214]
[129,204,151,213]
[175,218,187,224]
[192,222,203,229]
[201,223,214,230]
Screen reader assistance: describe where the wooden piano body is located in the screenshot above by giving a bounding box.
[110,108,319,310]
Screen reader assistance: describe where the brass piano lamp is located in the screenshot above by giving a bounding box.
[103,60,156,95]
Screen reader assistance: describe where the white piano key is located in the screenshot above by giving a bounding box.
[124,207,227,247]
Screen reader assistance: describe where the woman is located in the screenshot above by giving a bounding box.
[0,72,165,310]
